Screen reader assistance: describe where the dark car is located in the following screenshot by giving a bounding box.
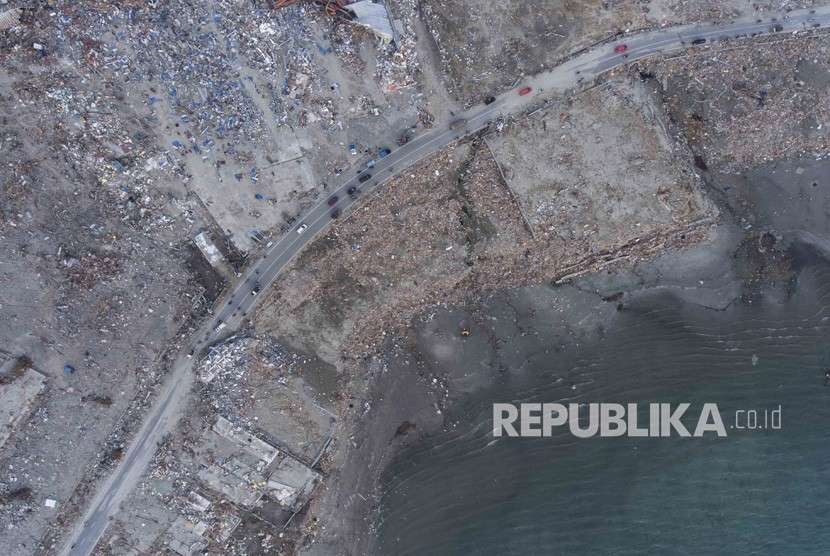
[359,173,372,183]
[449,118,467,131]
[378,147,391,158]
[484,96,496,105]
[347,186,359,196]
[327,195,339,206]
[691,37,706,45]
[330,207,341,219]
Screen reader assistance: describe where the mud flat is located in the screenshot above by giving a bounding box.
[298,78,830,556]
[284,79,712,554]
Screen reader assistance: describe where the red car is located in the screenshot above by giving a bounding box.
[518,86,532,96]
[327,195,339,206]
[614,43,628,54]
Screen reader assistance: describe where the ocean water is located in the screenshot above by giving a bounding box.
[377,256,830,555]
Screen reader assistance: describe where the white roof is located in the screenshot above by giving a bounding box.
[347,1,394,42]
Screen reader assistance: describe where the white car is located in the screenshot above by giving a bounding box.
[297,223,308,234]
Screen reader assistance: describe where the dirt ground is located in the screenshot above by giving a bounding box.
[2,0,826,554]
[487,78,706,243]
[251,76,714,554]
[0,0,441,551]
[253,76,713,366]
[639,32,830,171]
[2,0,443,255]
[0,27,227,556]
[91,336,336,555]
[420,0,830,104]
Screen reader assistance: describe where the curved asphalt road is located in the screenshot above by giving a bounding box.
[62,6,830,555]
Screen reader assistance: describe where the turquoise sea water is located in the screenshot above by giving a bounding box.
[377,261,830,555]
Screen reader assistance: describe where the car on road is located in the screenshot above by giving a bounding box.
[614,43,628,53]
[347,186,359,197]
[485,96,496,105]
[378,147,391,158]
[214,321,226,332]
[359,173,372,183]
[518,86,532,96]
[367,159,376,169]
[251,283,261,296]
[449,118,467,131]
[297,223,308,234]
[327,195,339,206]
[330,207,341,219]
[691,37,706,45]
[187,348,195,358]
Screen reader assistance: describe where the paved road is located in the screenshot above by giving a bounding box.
[61,6,830,555]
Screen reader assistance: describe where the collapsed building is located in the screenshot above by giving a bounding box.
[197,416,321,511]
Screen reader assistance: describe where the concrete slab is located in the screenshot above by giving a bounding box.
[213,415,279,465]
[0,360,46,450]
[267,454,321,511]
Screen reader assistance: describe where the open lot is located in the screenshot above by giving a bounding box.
[487,78,706,244]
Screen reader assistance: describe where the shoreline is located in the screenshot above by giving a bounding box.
[300,222,728,555]
[301,150,830,553]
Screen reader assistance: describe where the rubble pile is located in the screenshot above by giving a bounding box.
[0,3,233,553]
[62,252,122,290]
[196,336,255,384]
[418,0,824,105]
[257,80,713,362]
[418,0,643,104]
[659,0,823,24]
[644,32,830,171]
[3,0,432,549]
[196,336,314,434]
[374,0,421,94]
